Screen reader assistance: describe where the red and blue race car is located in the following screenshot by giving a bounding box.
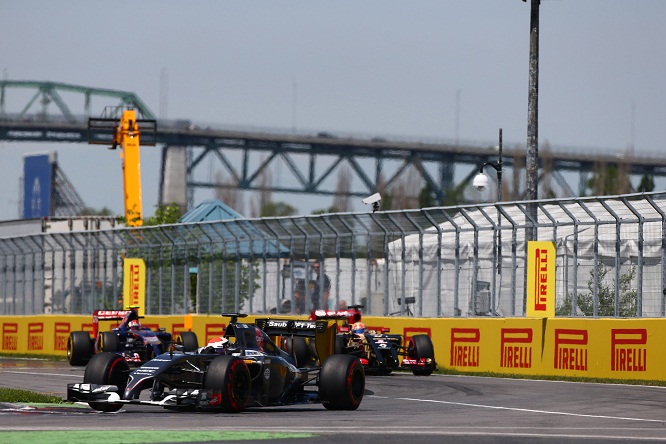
[66,307,198,366]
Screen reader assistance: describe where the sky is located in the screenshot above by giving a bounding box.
[1,0,665,221]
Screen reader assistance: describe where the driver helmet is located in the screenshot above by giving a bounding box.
[206,336,230,352]
[352,322,366,334]
[128,319,141,330]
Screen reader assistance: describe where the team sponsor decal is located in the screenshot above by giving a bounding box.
[526,241,556,317]
[2,323,18,351]
[264,320,316,330]
[450,328,480,367]
[54,322,71,351]
[27,323,44,351]
[554,329,588,371]
[500,328,532,369]
[611,329,647,372]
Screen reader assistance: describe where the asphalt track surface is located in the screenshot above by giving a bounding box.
[2,357,666,443]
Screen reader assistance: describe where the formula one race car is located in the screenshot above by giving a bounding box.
[294,305,436,376]
[66,307,199,366]
[67,313,365,413]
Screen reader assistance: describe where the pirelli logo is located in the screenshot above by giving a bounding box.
[27,323,44,351]
[128,263,141,307]
[611,329,647,372]
[450,328,479,367]
[54,322,71,351]
[2,323,18,351]
[554,329,588,371]
[532,248,548,311]
[500,328,532,369]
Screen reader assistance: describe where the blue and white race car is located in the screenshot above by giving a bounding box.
[67,313,365,413]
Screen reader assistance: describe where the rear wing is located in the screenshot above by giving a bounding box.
[310,308,362,325]
[92,307,141,338]
[255,318,338,364]
[93,309,131,322]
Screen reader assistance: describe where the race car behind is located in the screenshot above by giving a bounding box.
[67,307,198,366]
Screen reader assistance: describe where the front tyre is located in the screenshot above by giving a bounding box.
[319,354,365,410]
[83,352,130,412]
[204,355,251,413]
[67,331,93,366]
[409,334,436,376]
[178,331,199,352]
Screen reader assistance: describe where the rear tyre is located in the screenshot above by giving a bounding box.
[204,355,251,413]
[178,331,199,352]
[67,331,93,366]
[98,331,119,353]
[283,336,311,367]
[409,334,436,376]
[319,354,365,410]
[83,352,130,412]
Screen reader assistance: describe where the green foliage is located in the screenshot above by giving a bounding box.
[556,263,637,317]
[442,183,466,207]
[586,164,630,196]
[143,203,183,226]
[79,206,115,216]
[311,206,339,215]
[418,183,436,208]
[637,174,655,193]
[261,201,297,217]
[193,257,260,313]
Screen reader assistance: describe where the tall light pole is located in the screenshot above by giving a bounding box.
[525,0,540,241]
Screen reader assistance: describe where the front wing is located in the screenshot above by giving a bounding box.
[67,383,225,410]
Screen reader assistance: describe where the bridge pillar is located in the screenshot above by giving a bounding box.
[160,145,188,213]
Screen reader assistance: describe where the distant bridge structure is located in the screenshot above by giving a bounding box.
[1,80,665,214]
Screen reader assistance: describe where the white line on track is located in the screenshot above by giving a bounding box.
[368,395,666,423]
[0,370,81,378]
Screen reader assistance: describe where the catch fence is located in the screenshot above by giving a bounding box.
[1,192,665,318]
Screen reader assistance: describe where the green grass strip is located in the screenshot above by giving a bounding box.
[0,387,65,404]
[0,431,315,444]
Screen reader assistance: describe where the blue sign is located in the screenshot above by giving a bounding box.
[23,154,53,218]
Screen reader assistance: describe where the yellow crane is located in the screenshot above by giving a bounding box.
[88,108,157,227]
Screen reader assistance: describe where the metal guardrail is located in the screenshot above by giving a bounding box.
[1,192,665,318]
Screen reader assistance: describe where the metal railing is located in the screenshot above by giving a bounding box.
[2,192,665,318]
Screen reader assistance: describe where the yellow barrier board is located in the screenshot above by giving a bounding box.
[1,314,664,382]
[526,241,556,318]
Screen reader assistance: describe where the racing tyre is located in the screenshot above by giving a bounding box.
[319,354,365,410]
[334,335,345,354]
[98,331,119,353]
[204,355,251,413]
[178,331,199,351]
[83,352,130,412]
[67,331,93,366]
[409,334,436,376]
[283,336,311,367]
